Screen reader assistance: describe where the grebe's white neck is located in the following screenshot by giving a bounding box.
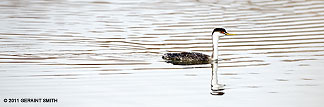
[212,32,225,61]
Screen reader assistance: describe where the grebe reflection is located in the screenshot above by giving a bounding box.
[211,61,225,95]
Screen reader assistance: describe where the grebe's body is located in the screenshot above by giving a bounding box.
[162,28,234,65]
[162,52,210,64]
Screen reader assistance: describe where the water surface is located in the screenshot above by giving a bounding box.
[1,0,324,107]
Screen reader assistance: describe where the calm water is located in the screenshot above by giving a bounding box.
[1,0,324,107]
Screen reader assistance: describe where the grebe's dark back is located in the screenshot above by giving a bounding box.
[162,52,210,65]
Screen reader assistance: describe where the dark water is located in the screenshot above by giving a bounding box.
[1,0,324,107]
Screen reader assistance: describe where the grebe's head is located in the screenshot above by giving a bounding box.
[212,28,235,36]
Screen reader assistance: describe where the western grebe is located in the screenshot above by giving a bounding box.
[162,28,235,64]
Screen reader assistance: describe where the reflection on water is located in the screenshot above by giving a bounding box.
[1,0,324,106]
[210,61,225,95]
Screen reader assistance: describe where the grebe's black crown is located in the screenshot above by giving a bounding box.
[212,28,227,35]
